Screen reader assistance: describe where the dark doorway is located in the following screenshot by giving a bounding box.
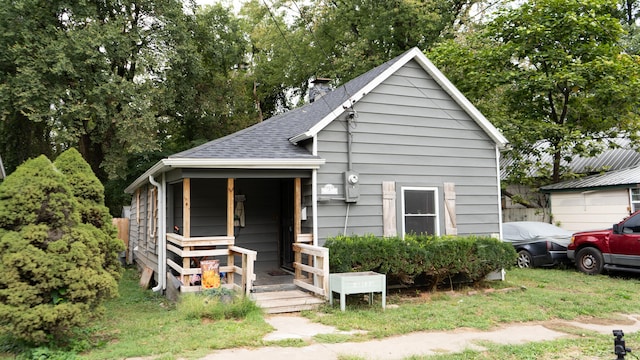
[279,179,295,271]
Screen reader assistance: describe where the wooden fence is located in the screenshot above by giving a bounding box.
[112,218,129,263]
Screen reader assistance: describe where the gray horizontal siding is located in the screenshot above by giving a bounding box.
[129,184,160,282]
[189,179,227,237]
[319,162,498,180]
[321,130,494,150]
[232,179,280,268]
[316,59,500,240]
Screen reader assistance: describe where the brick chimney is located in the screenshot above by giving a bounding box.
[309,77,332,103]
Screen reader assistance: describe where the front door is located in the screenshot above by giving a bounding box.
[279,179,295,271]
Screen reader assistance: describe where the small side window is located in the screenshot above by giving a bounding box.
[401,187,439,238]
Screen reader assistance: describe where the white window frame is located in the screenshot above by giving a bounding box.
[630,188,640,213]
[401,186,440,238]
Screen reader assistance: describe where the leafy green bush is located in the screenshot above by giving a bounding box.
[325,234,516,290]
[0,151,122,345]
[177,288,262,321]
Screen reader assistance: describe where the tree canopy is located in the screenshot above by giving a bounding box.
[0,0,260,213]
[2,0,640,211]
[0,0,180,179]
[242,0,482,116]
[429,0,640,185]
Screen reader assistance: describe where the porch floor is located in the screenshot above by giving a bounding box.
[253,267,294,287]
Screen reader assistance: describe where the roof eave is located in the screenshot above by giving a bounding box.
[125,160,167,193]
[412,51,509,148]
[125,158,326,193]
[542,183,640,193]
[165,158,325,169]
[290,51,413,145]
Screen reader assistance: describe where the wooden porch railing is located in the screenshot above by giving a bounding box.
[165,233,256,295]
[293,242,329,299]
[227,246,257,296]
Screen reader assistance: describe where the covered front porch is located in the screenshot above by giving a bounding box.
[160,174,329,310]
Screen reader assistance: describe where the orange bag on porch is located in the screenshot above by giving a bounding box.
[200,260,221,289]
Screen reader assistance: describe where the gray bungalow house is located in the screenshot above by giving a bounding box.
[124,47,508,302]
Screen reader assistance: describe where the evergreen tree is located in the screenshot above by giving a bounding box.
[0,154,120,345]
[54,148,124,280]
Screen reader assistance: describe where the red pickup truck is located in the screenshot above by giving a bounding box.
[569,211,640,275]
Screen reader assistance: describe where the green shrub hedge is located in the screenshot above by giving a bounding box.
[325,234,516,290]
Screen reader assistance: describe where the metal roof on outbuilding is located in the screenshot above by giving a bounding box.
[501,137,640,179]
[540,165,640,192]
[568,139,640,174]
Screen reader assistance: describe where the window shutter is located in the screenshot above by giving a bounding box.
[382,181,397,237]
[444,182,457,235]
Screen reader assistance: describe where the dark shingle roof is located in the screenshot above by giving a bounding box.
[125,47,508,193]
[170,51,406,160]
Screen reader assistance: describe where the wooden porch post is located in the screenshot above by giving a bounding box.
[182,179,191,285]
[227,178,235,286]
[227,178,235,238]
[294,178,301,241]
[293,178,312,280]
[294,178,302,279]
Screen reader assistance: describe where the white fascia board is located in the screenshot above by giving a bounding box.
[289,47,509,149]
[125,160,166,193]
[411,51,509,148]
[124,158,326,193]
[289,50,415,145]
[163,158,325,169]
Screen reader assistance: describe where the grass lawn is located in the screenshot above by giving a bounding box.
[3,266,640,359]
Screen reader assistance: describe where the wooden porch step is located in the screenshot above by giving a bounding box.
[253,290,326,314]
[252,283,298,293]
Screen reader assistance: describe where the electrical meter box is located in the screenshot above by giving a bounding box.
[344,171,360,203]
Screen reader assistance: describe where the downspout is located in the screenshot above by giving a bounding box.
[160,172,167,290]
[495,145,503,239]
[312,169,318,246]
[149,175,165,293]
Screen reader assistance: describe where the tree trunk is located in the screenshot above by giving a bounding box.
[0,114,52,174]
[552,150,561,183]
[78,133,107,182]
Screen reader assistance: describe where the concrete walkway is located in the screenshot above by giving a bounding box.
[201,313,640,360]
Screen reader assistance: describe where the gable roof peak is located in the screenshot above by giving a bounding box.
[289,47,508,148]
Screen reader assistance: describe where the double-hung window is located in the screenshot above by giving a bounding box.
[401,187,439,237]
